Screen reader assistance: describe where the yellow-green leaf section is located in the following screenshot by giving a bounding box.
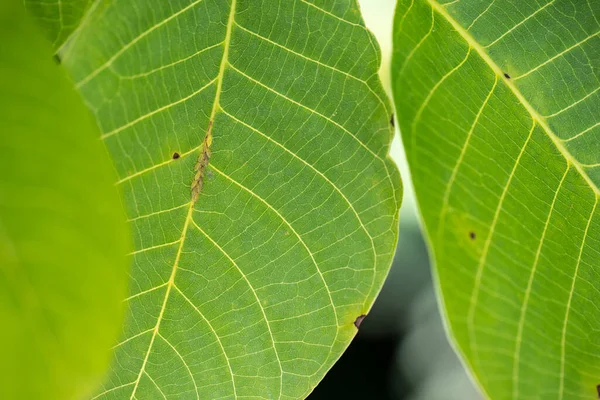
[393,0,600,399]
[63,0,402,398]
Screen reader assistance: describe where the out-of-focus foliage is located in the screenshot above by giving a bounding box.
[0,1,130,399]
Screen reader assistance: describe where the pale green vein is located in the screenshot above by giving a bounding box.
[174,285,238,399]
[116,41,224,80]
[189,217,283,397]
[75,0,207,88]
[157,332,199,399]
[91,382,135,400]
[232,22,387,111]
[467,0,497,31]
[467,120,536,362]
[437,75,498,242]
[298,0,363,27]
[101,77,217,140]
[210,164,339,326]
[427,0,600,195]
[544,86,600,119]
[127,202,191,222]
[112,329,154,350]
[483,0,556,48]
[116,145,202,184]
[124,283,169,302]
[558,196,598,399]
[128,239,181,256]
[226,63,384,162]
[512,165,570,400]
[564,121,600,144]
[514,30,600,81]
[219,107,377,301]
[397,5,434,76]
[410,48,472,166]
[144,372,167,400]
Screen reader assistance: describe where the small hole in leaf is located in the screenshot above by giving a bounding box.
[172,152,180,159]
[469,232,476,240]
[504,73,511,79]
[354,314,366,329]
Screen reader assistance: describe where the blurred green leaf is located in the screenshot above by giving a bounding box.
[0,1,130,399]
[62,0,402,398]
[393,0,600,398]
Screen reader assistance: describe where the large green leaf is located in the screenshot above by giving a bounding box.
[63,0,402,398]
[0,1,130,399]
[392,0,600,398]
[24,0,93,50]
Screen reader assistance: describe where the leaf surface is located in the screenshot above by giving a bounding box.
[392,0,600,398]
[63,0,402,398]
[24,0,93,50]
[0,1,130,399]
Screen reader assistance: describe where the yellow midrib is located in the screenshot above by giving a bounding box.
[427,0,600,196]
[128,0,238,398]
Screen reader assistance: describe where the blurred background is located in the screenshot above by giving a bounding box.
[308,1,483,399]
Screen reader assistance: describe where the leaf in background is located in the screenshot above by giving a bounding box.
[63,0,402,398]
[392,0,600,398]
[0,1,130,399]
[24,0,93,50]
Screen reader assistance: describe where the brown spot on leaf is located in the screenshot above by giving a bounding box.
[354,315,366,329]
[597,384,600,398]
[390,114,395,127]
[469,232,476,240]
[191,120,214,202]
[172,152,180,159]
[504,73,511,79]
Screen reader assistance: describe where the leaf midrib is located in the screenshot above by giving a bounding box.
[427,0,600,195]
[127,0,238,398]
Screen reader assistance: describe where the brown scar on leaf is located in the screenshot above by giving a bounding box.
[596,384,600,398]
[354,314,366,329]
[469,231,476,240]
[503,72,511,79]
[172,152,180,159]
[191,120,213,202]
[390,114,395,127]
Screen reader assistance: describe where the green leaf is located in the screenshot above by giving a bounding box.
[392,0,600,398]
[24,0,93,50]
[0,1,130,399]
[62,0,402,398]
